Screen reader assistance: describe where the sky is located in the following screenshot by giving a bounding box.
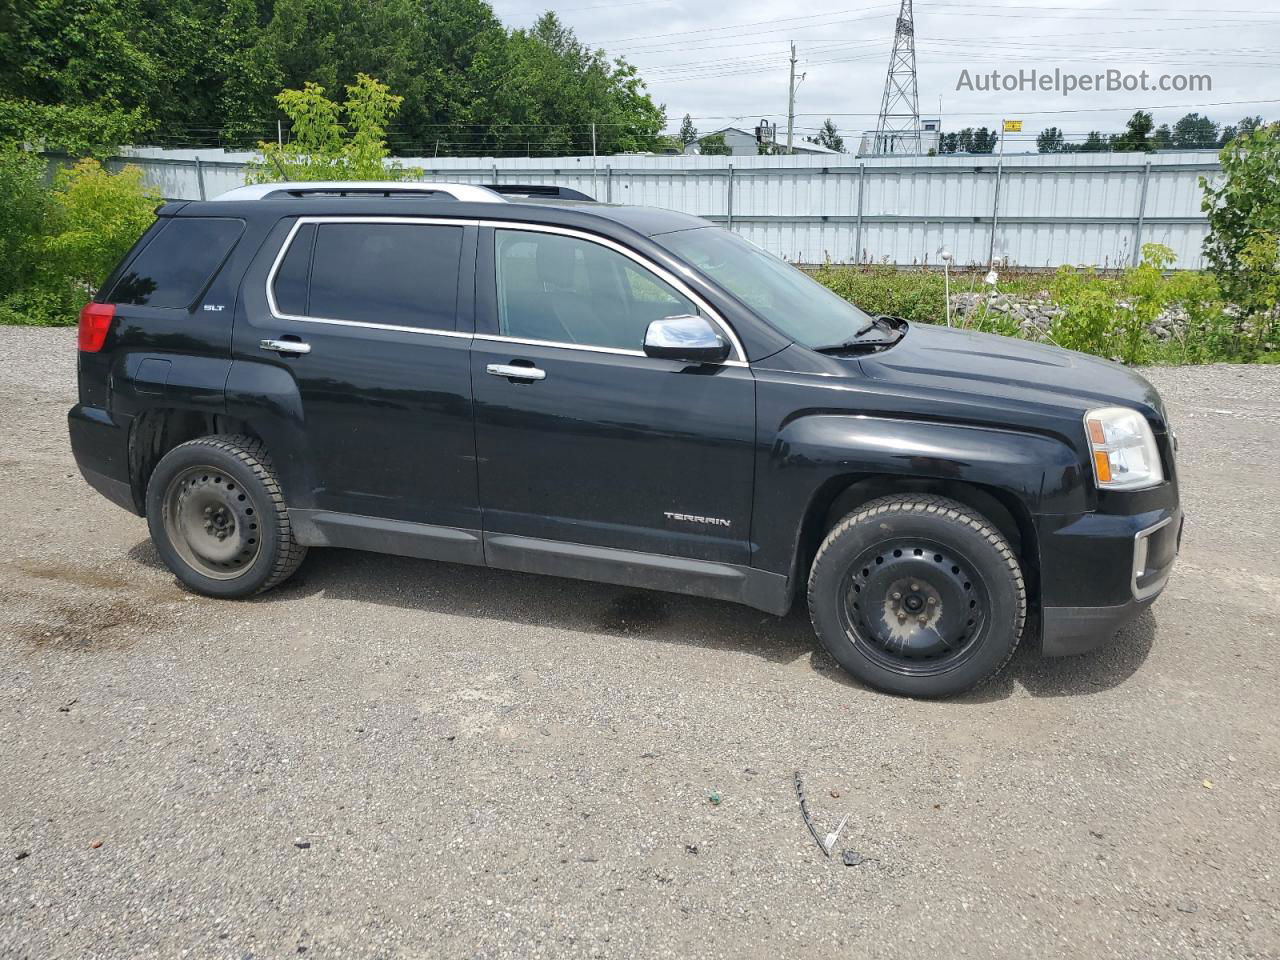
[489,0,1280,150]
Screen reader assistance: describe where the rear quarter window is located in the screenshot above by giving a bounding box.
[108,217,245,308]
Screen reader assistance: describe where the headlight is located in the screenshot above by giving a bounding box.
[1084,407,1164,490]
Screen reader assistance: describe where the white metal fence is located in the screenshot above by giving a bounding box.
[90,148,1221,269]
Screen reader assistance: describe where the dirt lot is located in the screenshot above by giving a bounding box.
[1,326,1278,960]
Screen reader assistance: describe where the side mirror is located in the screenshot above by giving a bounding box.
[643,315,730,364]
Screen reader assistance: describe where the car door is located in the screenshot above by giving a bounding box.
[470,223,756,571]
[229,215,482,558]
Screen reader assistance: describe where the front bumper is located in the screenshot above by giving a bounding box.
[1038,506,1182,657]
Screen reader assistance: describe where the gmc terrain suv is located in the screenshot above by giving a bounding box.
[69,181,1182,697]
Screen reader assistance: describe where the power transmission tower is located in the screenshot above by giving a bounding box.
[873,0,921,156]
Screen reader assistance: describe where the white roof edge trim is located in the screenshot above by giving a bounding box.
[210,181,507,203]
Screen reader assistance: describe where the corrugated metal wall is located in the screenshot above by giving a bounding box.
[106,148,1221,269]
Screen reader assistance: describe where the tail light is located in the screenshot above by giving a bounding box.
[78,302,116,352]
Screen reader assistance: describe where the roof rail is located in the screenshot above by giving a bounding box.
[210,181,507,203]
[483,184,596,202]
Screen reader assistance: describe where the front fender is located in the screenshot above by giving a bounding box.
[751,413,1088,576]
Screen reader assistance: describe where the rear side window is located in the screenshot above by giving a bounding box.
[272,221,463,331]
[109,218,244,308]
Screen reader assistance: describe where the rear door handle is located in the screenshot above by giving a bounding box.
[486,363,546,381]
[260,338,311,355]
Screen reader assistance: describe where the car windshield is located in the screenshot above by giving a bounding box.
[656,227,875,349]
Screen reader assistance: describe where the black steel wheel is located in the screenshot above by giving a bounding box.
[808,494,1025,698]
[161,467,262,580]
[146,435,306,598]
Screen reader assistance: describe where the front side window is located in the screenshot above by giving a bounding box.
[273,221,463,331]
[110,217,244,308]
[494,229,697,351]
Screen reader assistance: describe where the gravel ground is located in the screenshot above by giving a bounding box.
[1,326,1278,960]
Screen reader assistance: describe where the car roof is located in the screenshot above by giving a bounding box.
[175,191,711,239]
[510,198,710,237]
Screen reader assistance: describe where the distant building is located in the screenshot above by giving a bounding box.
[857,118,941,157]
[684,126,841,157]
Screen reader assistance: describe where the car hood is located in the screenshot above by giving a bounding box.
[856,323,1168,430]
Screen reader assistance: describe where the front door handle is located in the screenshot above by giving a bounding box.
[486,363,546,381]
[260,338,311,355]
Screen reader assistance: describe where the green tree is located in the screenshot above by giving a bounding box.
[697,132,731,156]
[972,127,997,153]
[1202,122,1280,345]
[488,12,665,157]
[678,114,698,145]
[250,74,404,181]
[1112,111,1155,152]
[0,99,149,156]
[1078,131,1108,153]
[0,0,667,157]
[0,0,231,143]
[0,0,155,115]
[1152,124,1173,150]
[808,118,844,153]
[1036,127,1065,153]
[1218,116,1264,148]
[0,144,51,302]
[1171,112,1219,149]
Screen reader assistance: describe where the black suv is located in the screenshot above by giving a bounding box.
[68,181,1181,697]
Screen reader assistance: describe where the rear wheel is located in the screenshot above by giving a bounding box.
[146,435,306,598]
[807,494,1025,698]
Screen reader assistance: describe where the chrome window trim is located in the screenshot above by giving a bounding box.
[263,215,750,367]
[264,216,477,335]
[482,220,747,365]
[475,333,645,358]
[1132,515,1173,601]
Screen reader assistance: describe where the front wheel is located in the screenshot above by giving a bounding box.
[146,435,306,598]
[807,495,1026,698]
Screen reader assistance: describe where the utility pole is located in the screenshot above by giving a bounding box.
[872,0,921,156]
[786,43,798,155]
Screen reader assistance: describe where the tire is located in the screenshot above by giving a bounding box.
[807,494,1026,698]
[145,434,306,598]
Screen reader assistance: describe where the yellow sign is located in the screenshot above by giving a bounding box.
[1003,120,1023,132]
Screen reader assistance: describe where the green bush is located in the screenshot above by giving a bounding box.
[0,99,150,157]
[810,265,946,325]
[813,248,1256,365]
[43,159,159,296]
[0,144,50,303]
[1202,122,1280,350]
[0,156,159,326]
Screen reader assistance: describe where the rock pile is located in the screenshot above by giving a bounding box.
[947,292,1195,341]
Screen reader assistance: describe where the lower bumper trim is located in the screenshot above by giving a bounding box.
[78,466,137,514]
[1040,597,1155,657]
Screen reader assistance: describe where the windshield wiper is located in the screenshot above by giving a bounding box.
[814,316,904,354]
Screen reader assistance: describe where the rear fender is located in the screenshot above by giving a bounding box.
[224,358,316,508]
